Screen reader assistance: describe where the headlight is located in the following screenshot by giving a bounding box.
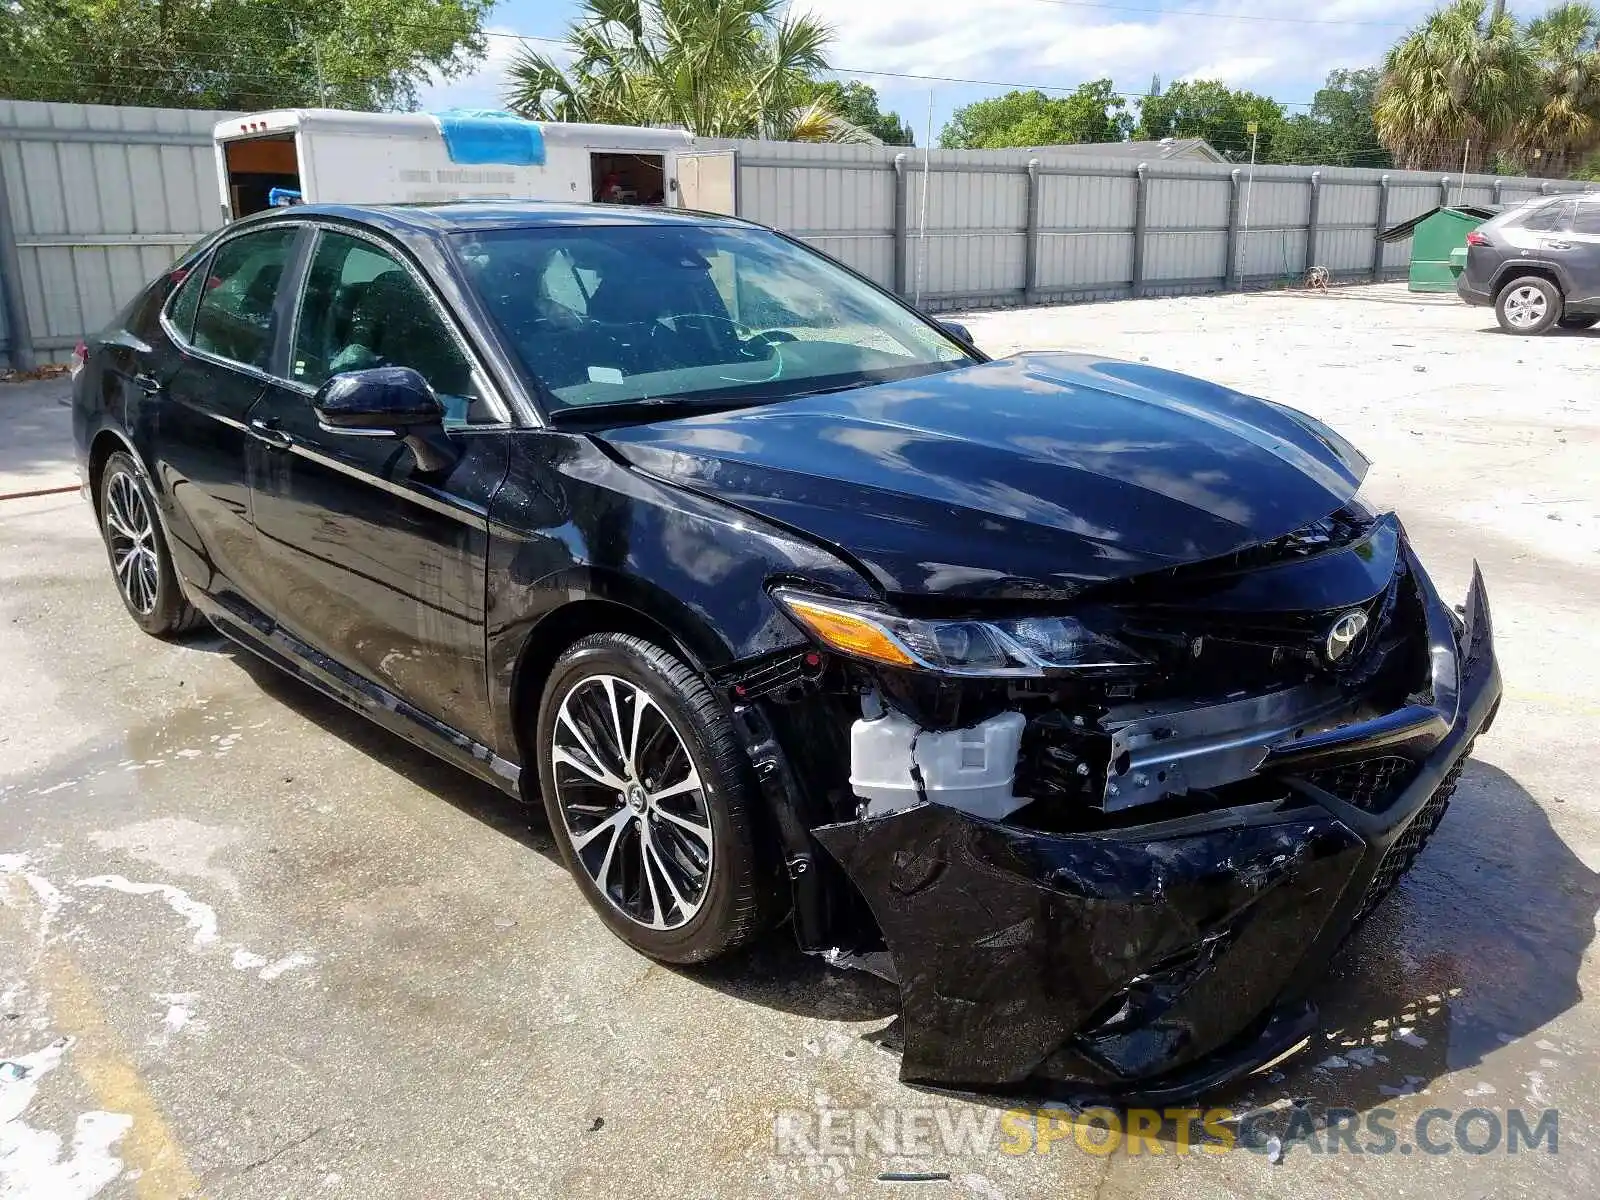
[771,589,1145,677]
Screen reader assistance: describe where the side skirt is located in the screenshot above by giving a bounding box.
[190,592,523,797]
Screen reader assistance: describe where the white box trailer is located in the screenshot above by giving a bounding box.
[211,108,711,220]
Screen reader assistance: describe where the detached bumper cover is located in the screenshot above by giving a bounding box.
[813,559,1501,1101]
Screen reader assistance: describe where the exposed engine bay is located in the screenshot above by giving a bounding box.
[722,505,1502,1101]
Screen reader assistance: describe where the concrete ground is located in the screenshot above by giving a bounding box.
[2,283,1597,1198]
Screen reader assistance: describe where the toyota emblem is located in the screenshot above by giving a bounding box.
[1324,610,1369,663]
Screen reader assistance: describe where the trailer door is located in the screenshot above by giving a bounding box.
[675,151,738,216]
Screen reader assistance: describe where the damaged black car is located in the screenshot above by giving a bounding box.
[74,201,1501,1104]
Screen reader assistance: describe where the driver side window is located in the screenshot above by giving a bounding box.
[291,230,495,427]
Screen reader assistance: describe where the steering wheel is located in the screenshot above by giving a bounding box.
[652,313,795,361]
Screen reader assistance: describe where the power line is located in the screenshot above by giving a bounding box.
[476,31,1328,107]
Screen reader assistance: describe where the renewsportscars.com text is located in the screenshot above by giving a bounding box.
[773,1105,1560,1159]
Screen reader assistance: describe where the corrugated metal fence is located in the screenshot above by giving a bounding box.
[3,101,1596,366]
[711,140,1596,312]
[0,101,234,369]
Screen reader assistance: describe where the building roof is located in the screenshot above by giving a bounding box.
[1030,138,1227,164]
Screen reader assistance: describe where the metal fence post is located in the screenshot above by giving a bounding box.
[1131,163,1149,298]
[1371,174,1391,283]
[1023,158,1041,305]
[0,145,35,372]
[1306,171,1322,274]
[892,153,909,298]
[1224,168,1242,291]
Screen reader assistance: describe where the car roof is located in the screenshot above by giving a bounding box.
[251,200,747,234]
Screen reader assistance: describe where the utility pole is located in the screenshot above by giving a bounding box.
[915,90,933,307]
[1237,120,1259,287]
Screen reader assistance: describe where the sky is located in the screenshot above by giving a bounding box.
[417,1,1545,150]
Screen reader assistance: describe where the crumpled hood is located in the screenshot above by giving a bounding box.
[599,353,1368,600]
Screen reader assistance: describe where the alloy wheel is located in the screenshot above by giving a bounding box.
[550,674,714,931]
[104,471,160,616]
[1503,285,1548,329]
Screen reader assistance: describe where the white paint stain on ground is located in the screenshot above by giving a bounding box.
[230,947,313,981]
[1526,1070,1551,1104]
[230,949,266,971]
[257,953,314,982]
[0,854,67,944]
[146,994,205,1049]
[74,876,218,947]
[0,1038,132,1200]
[88,818,243,897]
[9,857,312,988]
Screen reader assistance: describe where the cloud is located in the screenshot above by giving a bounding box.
[798,0,1426,98]
[1178,56,1279,87]
[422,24,538,110]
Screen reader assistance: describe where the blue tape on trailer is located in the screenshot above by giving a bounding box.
[429,109,546,166]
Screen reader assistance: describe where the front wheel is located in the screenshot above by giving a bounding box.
[535,633,768,964]
[97,452,205,638]
[1496,276,1562,335]
[1558,313,1599,330]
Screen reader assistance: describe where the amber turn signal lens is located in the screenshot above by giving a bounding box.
[778,596,916,668]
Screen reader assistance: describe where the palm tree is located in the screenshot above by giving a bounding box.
[1515,3,1600,176]
[503,0,878,143]
[1375,0,1537,171]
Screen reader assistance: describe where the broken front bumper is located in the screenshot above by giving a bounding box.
[813,562,1501,1101]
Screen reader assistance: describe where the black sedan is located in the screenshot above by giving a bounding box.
[73,201,1501,1102]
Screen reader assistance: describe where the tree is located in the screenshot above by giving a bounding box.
[1374,0,1536,171]
[1513,3,1600,177]
[0,0,491,111]
[938,82,1131,149]
[807,81,914,145]
[503,0,871,143]
[1272,68,1391,167]
[1134,79,1286,161]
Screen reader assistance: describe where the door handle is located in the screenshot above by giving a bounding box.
[248,416,293,450]
[132,372,164,396]
[1547,241,1573,251]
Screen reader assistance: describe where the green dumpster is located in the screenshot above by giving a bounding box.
[1378,205,1499,292]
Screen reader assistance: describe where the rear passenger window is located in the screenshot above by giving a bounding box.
[165,252,212,343]
[192,227,299,371]
[1574,205,1600,235]
[1521,201,1576,232]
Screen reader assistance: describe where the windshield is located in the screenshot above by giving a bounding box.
[452,223,972,415]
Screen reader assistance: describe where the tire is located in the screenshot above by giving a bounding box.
[535,632,766,964]
[97,451,206,638]
[1557,313,1600,330]
[1495,275,1562,335]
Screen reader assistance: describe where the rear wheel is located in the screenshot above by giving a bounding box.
[1557,313,1599,330]
[1495,275,1562,335]
[97,452,205,638]
[535,633,766,964]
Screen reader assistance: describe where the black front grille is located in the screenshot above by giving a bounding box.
[1305,755,1417,811]
[1353,758,1465,923]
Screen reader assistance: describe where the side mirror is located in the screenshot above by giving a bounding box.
[940,320,976,349]
[313,367,457,473]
